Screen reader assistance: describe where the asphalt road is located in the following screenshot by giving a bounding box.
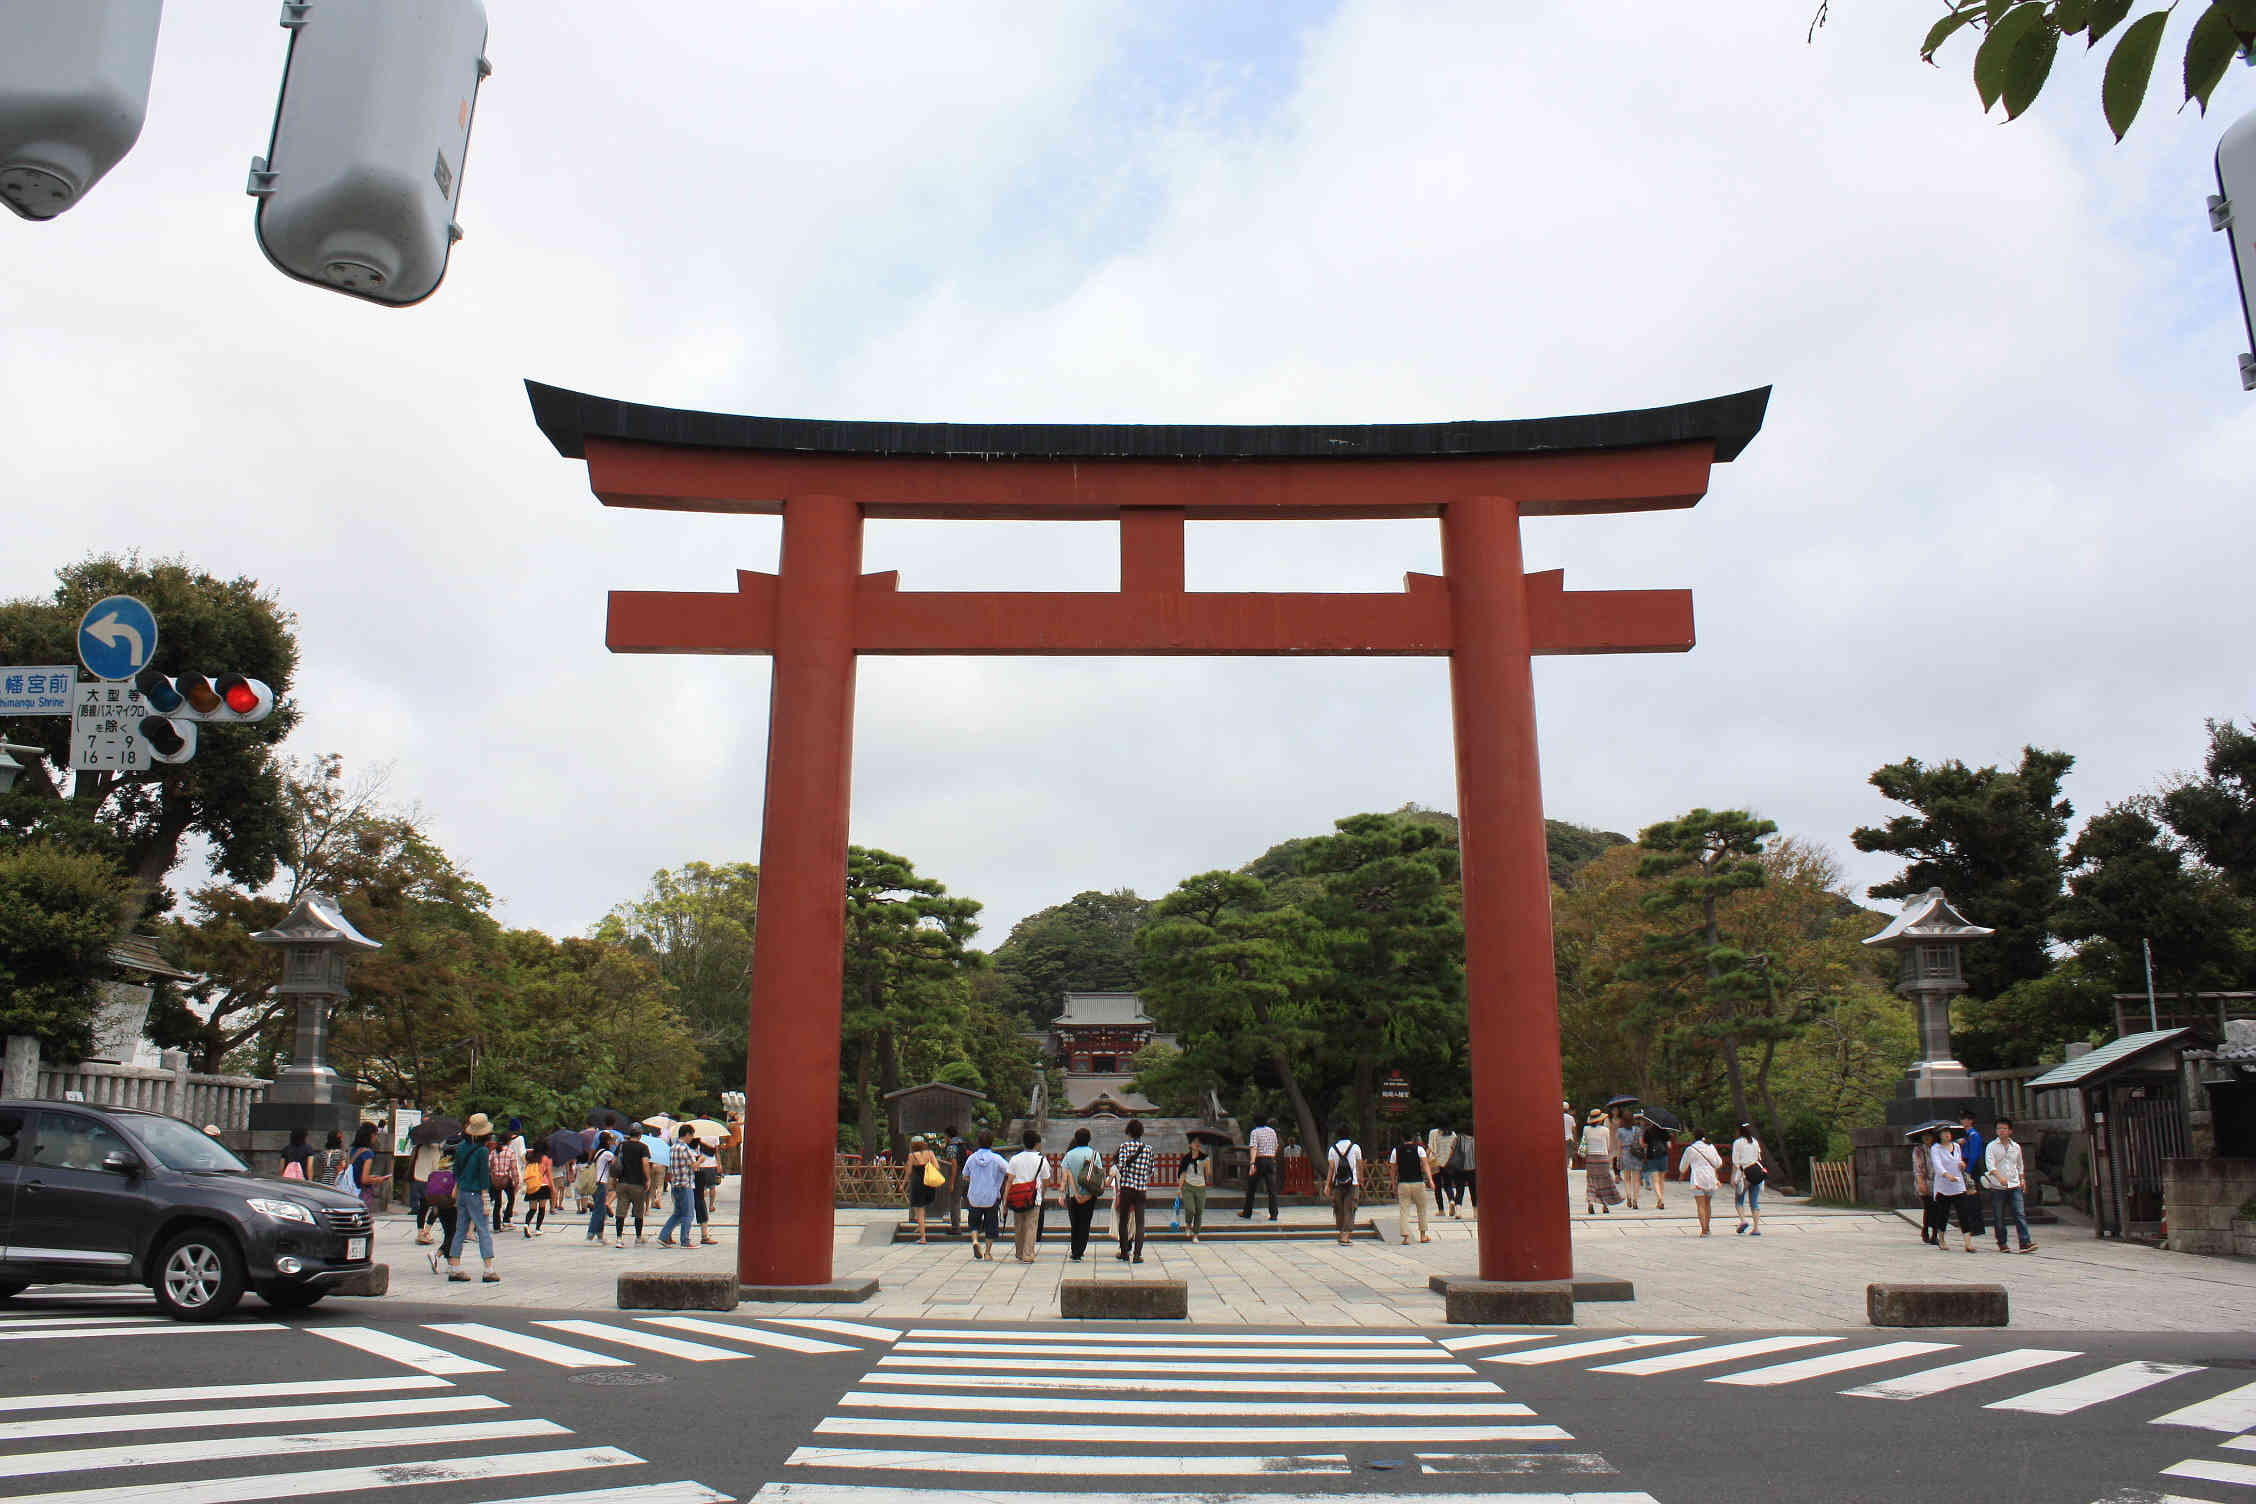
[0,1288,2251,1503]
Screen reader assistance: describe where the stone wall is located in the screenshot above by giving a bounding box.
[2162,1156,2256,1257]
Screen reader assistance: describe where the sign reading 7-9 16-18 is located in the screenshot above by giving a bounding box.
[69,681,156,772]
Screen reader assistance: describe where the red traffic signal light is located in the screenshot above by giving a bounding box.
[132,672,276,726]
[216,674,262,715]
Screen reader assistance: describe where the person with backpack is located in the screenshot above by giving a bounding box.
[609,1129,653,1248]
[941,1125,969,1236]
[341,1123,390,1215]
[1060,1127,1105,1260]
[585,1131,618,1244]
[1425,1123,1458,1217]
[421,1143,459,1270]
[1004,1130,1050,1262]
[1321,1126,1362,1245]
[960,1128,1010,1260]
[1392,1134,1436,1243]
[1111,1118,1155,1264]
[489,1129,522,1230]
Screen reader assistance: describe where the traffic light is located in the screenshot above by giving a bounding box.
[2215,106,2256,392]
[0,0,164,221]
[248,0,490,306]
[133,668,274,765]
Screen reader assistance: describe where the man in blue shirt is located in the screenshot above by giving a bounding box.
[959,1129,1010,1261]
[1957,1110,1988,1240]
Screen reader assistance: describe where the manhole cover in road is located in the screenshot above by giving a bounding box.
[568,1369,673,1387]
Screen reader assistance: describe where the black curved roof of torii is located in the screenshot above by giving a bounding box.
[525,380,1771,465]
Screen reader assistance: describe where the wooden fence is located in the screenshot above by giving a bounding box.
[1809,1158,1857,1202]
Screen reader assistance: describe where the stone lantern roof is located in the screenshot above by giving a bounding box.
[1861,888,1994,951]
[250,893,381,951]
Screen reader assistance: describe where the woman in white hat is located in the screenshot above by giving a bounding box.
[444,1113,502,1283]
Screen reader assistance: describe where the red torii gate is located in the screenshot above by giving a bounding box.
[528,380,1770,1290]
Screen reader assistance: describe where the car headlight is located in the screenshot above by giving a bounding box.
[246,1198,317,1224]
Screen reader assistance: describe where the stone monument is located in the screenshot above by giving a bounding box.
[1862,887,1995,1125]
[245,893,380,1158]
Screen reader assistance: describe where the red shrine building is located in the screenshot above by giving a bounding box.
[1043,992,1172,1117]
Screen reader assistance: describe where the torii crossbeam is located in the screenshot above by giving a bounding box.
[528,380,1771,1291]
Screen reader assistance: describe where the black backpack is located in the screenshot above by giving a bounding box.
[1394,1141,1422,1182]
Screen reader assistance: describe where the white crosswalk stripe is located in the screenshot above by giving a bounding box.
[1594,1337,1838,1375]
[311,1325,504,1375]
[766,1318,900,1343]
[764,1328,1633,1500]
[538,1320,753,1363]
[0,1368,738,1504]
[1841,1348,2082,1400]
[1987,1361,2205,1416]
[425,1322,638,1368]
[0,1321,281,1343]
[2161,1455,2256,1487]
[1708,1341,1955,1387]
[1486,1335,1695,1366]
[0,1315,161,1328]
[2151,1378,2256,1432]
[1439,1333,1557,1353]
[640,1316,856,1354]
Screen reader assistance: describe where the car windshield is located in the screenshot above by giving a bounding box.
[132,1115,252,1172]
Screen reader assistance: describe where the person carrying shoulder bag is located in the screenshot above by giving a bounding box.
[1322,1128,1362,1245]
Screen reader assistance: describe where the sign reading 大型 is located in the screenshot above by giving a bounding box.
[76,594,159,681]
[69,680,157,772]
[0,667,76,715]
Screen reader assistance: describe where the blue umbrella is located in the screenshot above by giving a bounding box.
[544,1129,587,1164]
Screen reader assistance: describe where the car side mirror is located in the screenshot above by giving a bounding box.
[101,1150,140,1176]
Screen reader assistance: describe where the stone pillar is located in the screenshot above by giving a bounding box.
[161,1049,189,1120]
[739,495,862,1289]
[2,1035,38,1099]
[1443,497,1573,1284]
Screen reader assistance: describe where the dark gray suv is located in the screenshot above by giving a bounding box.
[0,1100,373,1320]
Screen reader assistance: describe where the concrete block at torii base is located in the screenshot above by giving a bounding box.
[738,1278,881,1304]
[1062,1279,1188,1319]
[1443,1279,1575,1326]
[1867,1282,2008,1327]
[1430,1271,1632,1302]
[618,1272,738,1311]
[329,1264,388,1297]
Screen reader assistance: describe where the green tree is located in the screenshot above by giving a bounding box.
[1623,808,1780,1140]
[0,841,137,1057]
[841,847,983,1157]
[0,555,299,901]
[597,861,759,1093]
[1913,2,2252,140]
[1851,747,2074,1002]
[1297,812,1466,1145]
[986,888,1150,1024]
[1136,870,1329,1158]
[2159,719,2256,896]
[1956,957,2119,1068]
[2052,802,2256,997]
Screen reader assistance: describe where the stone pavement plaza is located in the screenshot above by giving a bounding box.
[367,1174,2256,1331]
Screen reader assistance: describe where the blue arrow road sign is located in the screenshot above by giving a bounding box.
[77,595,159,681]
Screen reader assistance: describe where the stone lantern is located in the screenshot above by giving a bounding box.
[1863,887,1993,1122]
[246,893,380,1153]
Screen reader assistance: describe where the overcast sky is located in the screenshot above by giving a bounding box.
[6,3,2249,949]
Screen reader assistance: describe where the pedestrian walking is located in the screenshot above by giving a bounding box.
[489,1130,521,1230]
[941,1125,969,1235]
[341,1123,390,1216]
[420,1142,459,1269]
[1425,1123,1459,1217]
[1112,1118,1155,1263]
[903,1135,942,1244]
[316,1129,347,1186]
[1928,1126,1978,1252]
[692,1131,721,1246]
[658,1123,701,1247]
[444,1114,501,1284]
[1616,1113,1645,1209]
[1392,1135,1436,1243]
[1731,1122,1768,1236]
[409,1133,445,1244]
[519,1140,552,1238]
[1060,1127,1104,1260]
[1321,1126,1362,1244]
[1005,1130,1050,1262]
[1984,1116,2037,1253]
[1581,1110,1622,1214]
[1178,1136,1213,1240]
[1563,1100,1576,1177]
[1637,1114,1671,1210]
[585,1131,617,1244]
[1911,1127,1941,1244]
[1956,1110,1989,1242]
[960,1128,1009,1260]
[280,1127,314,1182]
[610,1129,653,1247]
[1237,1117,1280,1221]
[1680,1127,1723,1234]
[1452,1127,1476,1211]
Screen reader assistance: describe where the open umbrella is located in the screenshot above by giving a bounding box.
[1902,1119,1956,1141]
[1603,1094,1640,1110]
[1185,1127,1235,1144]
[1634,1106,1683,1132]
[409,1116,461,1145]
[584,1107,631,1131]
[641,1114,675,1132]
[544,1128,587,1163]
[682,1119,726,1145]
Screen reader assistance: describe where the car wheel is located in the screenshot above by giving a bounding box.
[151,1229,245,1321]
[256,1283,325,1312]
[0,1281,27,1300]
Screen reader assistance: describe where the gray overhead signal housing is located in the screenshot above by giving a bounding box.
[249,0,490,306]
[2214,106,2256,392]
[0,0,164,221]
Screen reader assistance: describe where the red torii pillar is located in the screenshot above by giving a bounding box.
[527,380,1770,1290]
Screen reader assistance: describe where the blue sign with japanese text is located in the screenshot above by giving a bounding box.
[0,666,76,715]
